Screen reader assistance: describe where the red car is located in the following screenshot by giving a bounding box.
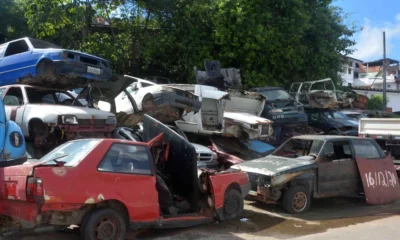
[0,115,250,240]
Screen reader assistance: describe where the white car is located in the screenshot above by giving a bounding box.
[0,84,116,158]
[115,75,201,119]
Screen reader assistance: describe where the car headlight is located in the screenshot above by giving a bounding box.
[160,86,174,92]
[61,115,78,124]
[106,116,117,125]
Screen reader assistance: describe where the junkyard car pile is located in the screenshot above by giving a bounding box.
[0,40,400,239]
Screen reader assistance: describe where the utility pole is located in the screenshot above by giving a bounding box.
[383,31,387,111]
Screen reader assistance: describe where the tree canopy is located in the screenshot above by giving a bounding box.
[2,0,358,88]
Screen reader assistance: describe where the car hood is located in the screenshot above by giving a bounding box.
[26,104,114,119]
[329,118,359,127]
[231,155,317,176]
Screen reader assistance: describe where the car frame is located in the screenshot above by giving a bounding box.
[0,115,250,239]
[233,135,394,213]
[0,37,112,86]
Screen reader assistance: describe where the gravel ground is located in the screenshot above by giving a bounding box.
[3,196,400,240]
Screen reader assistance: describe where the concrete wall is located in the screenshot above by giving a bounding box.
[353,89,400,112]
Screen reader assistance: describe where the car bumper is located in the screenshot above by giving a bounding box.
[53,60,112,81]
[153,91,202,112]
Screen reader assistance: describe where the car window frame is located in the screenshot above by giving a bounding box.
[4,39,30,57]
[350,139,385,160]
[320,139,354,163]
[97,142,154,176]
[3,86,25,106]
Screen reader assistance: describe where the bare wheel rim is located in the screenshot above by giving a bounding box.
[94,217,120,240]
[224,195,239,216]
[292,192,307,212]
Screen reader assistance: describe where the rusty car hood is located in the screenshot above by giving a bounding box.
[231,155,317,176]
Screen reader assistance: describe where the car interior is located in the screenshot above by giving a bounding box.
[142,115,209,217]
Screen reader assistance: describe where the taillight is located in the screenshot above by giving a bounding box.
[27,177,43,203]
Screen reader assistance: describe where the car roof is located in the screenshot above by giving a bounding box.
[292,135,366,141]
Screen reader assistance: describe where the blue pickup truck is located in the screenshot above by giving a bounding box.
[0,38,112,86]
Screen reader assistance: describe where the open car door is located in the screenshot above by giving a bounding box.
[355,153,400,205]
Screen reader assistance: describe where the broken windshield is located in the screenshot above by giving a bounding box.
[273,138,324,159]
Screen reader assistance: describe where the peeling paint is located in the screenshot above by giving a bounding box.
[7,196,14,200]
[85,197,95,204]
[44,190,50,201]
[97,194,105,201]
[52,167,67,176]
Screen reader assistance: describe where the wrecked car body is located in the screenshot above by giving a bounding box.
[232,135,400,213]
[0,115,250,239]
[0,84,116,158]
[304,107,358,136]
[116,75,201,123]
[251,87,308,126]
[289,78,354,108]
[0,38,112,87]
[172,84,273,139]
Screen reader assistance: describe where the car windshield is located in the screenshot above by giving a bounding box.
[38,139,101,166]
[260,89,292,101]
[25,87,82,106]
[29,38,62,49]
[273,138,324,159]
[323,111,348,119]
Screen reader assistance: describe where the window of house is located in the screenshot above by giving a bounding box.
[3,87,24,106]
[348,68,352,75]
[354,72,359,79]
[98,144,152,175]
[4,40,29,57]
[352,140,382,159]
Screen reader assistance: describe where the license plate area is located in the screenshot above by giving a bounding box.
[87,66,101,75]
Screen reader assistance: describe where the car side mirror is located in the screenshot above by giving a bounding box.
[383,150,389,156]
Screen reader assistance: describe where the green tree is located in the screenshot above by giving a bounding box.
[367,95,387,110]
[0,0,30,42]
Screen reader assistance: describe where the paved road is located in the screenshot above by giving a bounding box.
[5,197,400,240]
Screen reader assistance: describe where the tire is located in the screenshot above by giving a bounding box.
[80,208,126,240]
[327,130,339,135]
[282,185,311,214]
[222,188,244,221]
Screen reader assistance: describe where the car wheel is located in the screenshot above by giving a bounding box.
[222,188,244,221]
[80,208,126,240]
[328,130,339,135]
[282,185,311,214]
[37,60,56,80]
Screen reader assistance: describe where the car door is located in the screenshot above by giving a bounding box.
[2,86,27,133]
[317,139,361,197]
[308,111,326,131]
[0,39,33,84]
[97,143,160,221]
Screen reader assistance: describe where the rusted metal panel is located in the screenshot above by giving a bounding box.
[355,155,400,205]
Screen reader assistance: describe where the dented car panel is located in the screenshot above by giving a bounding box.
[233,135,399,212]
[0,115,249,235]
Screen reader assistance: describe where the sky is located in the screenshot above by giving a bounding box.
[334,0,400,62]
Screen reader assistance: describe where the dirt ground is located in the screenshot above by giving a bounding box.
[3,196,400,240]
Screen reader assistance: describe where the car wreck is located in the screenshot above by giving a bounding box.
[172,84,273,139]
[232,135,400,213]
[0,115,250,239]
[0,84,116,158]
[289,78,354,109]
